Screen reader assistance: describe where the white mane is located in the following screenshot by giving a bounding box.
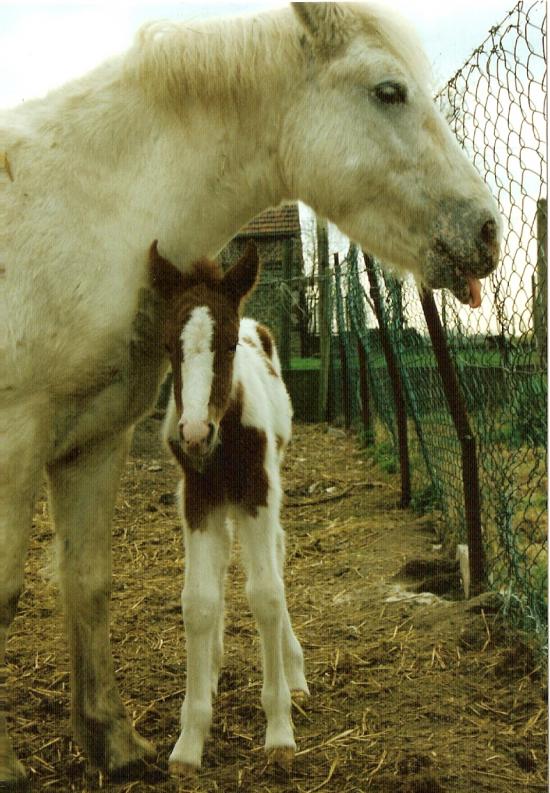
[125,9,302,107]
[124,3,432,109]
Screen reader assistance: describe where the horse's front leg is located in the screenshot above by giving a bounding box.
[1,397,52,791]
[46,432,156,777]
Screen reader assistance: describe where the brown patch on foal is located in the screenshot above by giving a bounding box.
[256,324,274,359]
[175,383,269,530]
[242,329,278,377]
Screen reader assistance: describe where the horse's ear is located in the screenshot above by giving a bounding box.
[148,240,185,300]
[222,241,260,305]
[291,3,352,54]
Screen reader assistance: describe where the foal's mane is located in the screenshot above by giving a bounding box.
[124,4,431,107]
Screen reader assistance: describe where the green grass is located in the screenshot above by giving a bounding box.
[289,349,543,372]
[290,357,320,370]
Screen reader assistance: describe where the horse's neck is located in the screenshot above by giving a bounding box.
[27,15,295,267]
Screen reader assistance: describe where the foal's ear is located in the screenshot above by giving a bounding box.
[292,3,353,55]
[148,240,186,300]
[222,241,260,305]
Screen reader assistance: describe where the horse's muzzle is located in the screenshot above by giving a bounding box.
[425,199,502,305]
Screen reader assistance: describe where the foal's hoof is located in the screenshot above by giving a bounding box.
[169,760,199,781]
[267,746,295,772]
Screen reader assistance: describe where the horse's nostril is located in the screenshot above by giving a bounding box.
[481,218,498,246]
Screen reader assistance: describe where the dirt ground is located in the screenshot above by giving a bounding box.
[6,418,548,793]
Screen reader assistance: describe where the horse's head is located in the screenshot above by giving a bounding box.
[284,2,501,306]
[150,240,260,469]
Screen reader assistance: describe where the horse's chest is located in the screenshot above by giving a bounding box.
[51,291,168,462]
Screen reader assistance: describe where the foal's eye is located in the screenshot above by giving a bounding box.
[227,343,238,354]
[374,81,408,105]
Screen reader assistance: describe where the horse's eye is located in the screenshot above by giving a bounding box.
[227,343,238,354]
[374,81,408,105]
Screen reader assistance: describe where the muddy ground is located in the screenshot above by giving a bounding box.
[6,418,548,792]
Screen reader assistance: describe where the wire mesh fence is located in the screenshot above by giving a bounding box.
[272,1,547,639]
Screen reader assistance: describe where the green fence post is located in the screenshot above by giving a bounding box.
[363,252,411,508]
[333,252,352,429]
[317,219,332,422]
[278,238,293,371]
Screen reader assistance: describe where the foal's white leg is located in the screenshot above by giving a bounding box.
[169,508,229,775]
[238,507,296,765]
[210,518,233,696]
[275,529,309,697]
[46,431,155,775]
[1,398,51,790]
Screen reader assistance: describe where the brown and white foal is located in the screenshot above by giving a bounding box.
[149,240,308,775]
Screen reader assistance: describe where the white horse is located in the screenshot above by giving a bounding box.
[0,2,501,787]
[149,240,307,775]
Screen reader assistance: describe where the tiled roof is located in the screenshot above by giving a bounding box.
[236,203,301,238]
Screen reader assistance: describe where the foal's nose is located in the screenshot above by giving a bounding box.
[179,420,216,455]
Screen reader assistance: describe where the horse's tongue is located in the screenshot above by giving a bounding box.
[467,276,482,309]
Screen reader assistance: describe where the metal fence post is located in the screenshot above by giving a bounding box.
[363,252,411,508]
[419,288,485,593]
[535,197,547,363]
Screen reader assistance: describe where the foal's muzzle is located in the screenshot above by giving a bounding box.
[177,420,218,471]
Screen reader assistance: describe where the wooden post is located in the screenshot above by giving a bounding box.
[534,198,547,363]
[333,253,352,429]
[363,253,411,508]
[278,238,293,370]
[317,219,332,421]
[419,288,485,594]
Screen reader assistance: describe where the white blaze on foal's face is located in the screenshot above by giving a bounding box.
[179,306,215,450]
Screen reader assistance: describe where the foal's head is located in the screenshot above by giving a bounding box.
[150,241,260,467]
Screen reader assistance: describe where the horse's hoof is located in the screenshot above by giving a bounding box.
[169,760,199,780]
[0,781,29,793]
[106,734,158,782]
[267,746,295,772]
[0,757,29,792]
[108,756,162,784]
[291,689,309,705]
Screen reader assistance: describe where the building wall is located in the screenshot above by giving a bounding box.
[218,234,305,358]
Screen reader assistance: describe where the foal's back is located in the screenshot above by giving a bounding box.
[234,317,292,452]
